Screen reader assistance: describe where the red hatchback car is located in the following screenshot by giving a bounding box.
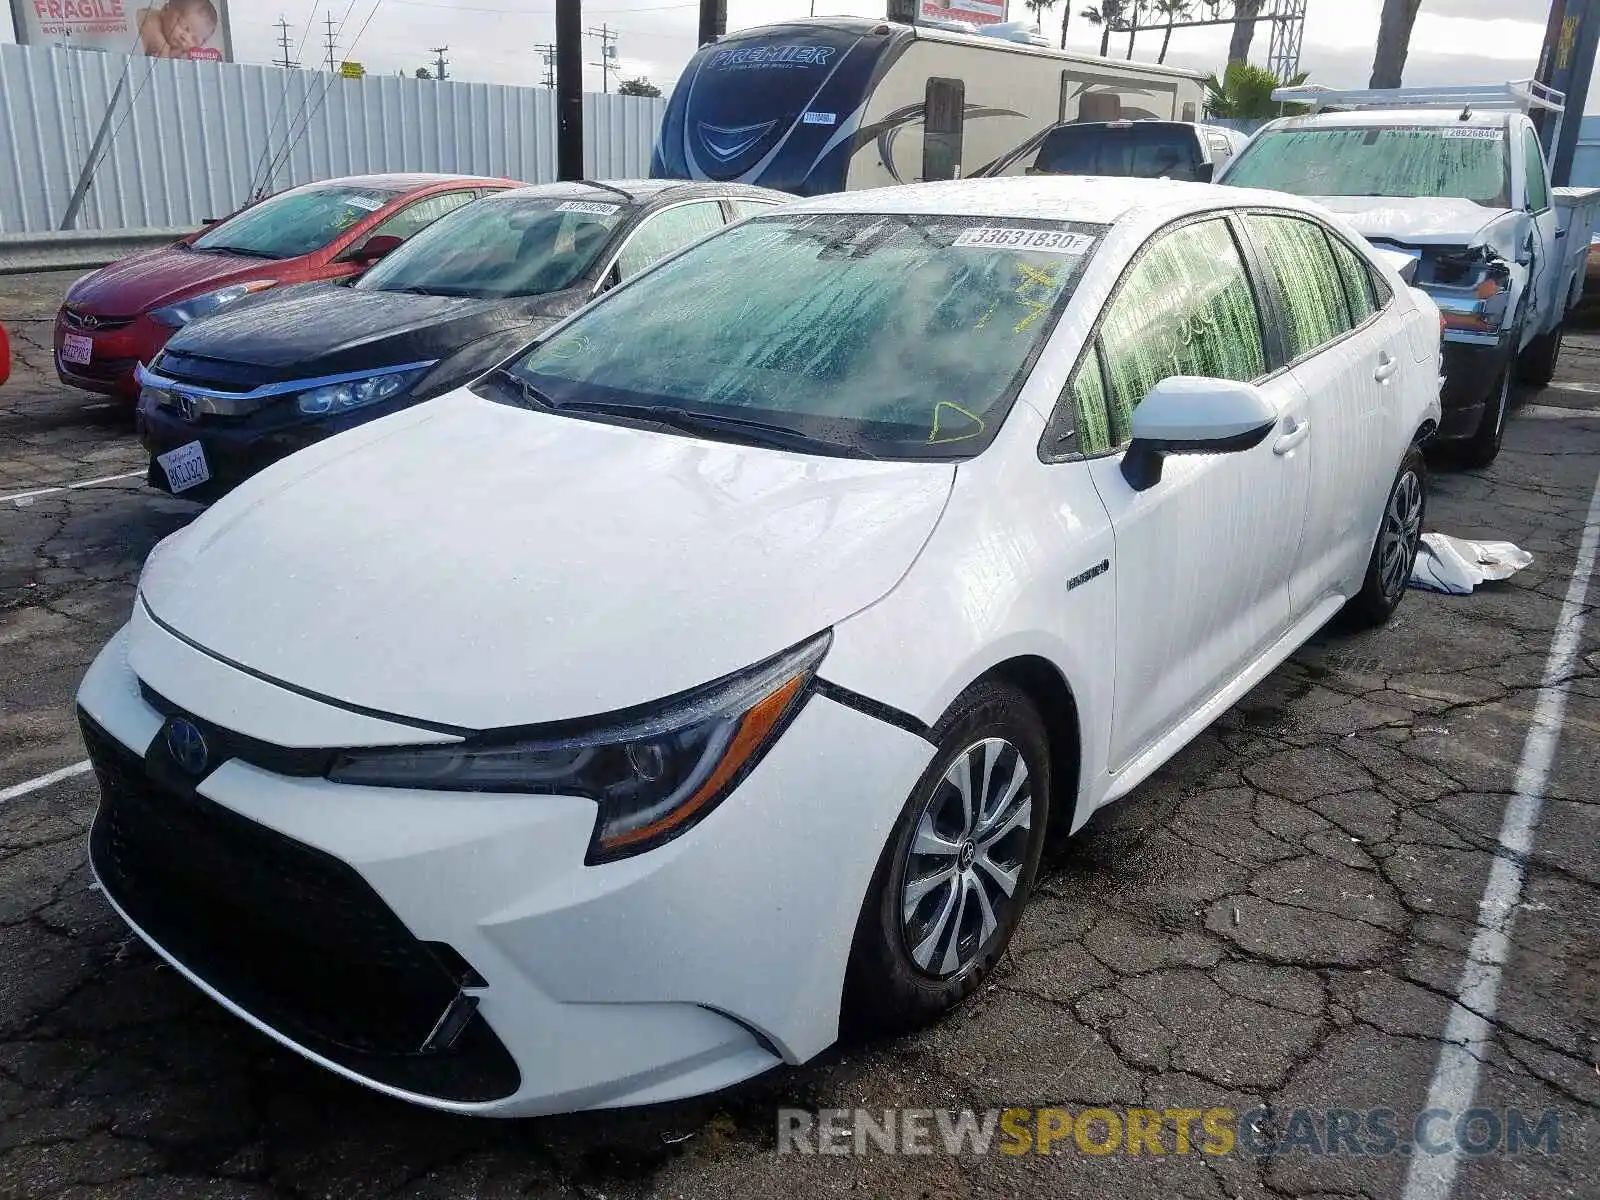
[55,173,516,402]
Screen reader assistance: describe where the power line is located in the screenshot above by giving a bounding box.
[586,23,618,93]
[386,0,695,13]
[430,45,450,80]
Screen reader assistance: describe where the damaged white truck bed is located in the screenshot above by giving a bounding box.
[1221,81,1600,466]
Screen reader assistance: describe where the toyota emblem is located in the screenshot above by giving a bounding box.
[77,312,100,330]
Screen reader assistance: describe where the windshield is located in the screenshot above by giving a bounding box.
[357,196,628,298]
[191,184,406,259]
[504,212,1106,459]
[1030,123,1204,180]
[1223,125,1510,206]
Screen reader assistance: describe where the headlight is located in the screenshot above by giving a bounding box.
[327,631,832,862]
[295,366,428,415]
[150,280,275,328]
[1416,248,1512,336]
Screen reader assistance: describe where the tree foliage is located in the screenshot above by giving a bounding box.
[1202,61,1309,119]
[618,77,663,97]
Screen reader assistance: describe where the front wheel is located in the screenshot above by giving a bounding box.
[1516,321,1563,387]
[842,680,1050,1037]
[1457,364,1512,469]
[1345,446,1427,627]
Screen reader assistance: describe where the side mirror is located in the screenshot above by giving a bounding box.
[1194,161,1216,183]
[347,233,404,263]
[1120,376,1277,491]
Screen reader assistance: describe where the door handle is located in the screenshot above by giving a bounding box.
[1374,350,1398,383]
[1273,415,1310,455]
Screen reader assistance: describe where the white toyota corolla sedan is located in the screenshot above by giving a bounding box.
[77,177,1442,1116]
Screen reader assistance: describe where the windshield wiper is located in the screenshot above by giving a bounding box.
[197,245,282,259]
[554,399,868,456]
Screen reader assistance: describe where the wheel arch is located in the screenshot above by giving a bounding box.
[965,655,1084,839]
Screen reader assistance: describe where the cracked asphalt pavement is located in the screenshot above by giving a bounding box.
[3,267,1599,1199]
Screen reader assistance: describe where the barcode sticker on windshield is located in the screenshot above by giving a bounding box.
[345,195,386,211]
[1443,127,1504,140]
[557,200,622,215]
[953,228,1094,254]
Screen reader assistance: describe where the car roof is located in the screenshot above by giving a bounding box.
[293,172,515,192]
[489,178,784,205]
[785,176,1310,227]
[1265,108,1513,131]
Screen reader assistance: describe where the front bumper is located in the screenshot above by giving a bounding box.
[1437,335,1515,441]
[76,612,932,1116]
[54,310,170,401]
[136,390,415,502]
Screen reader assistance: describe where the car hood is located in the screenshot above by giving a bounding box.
[159,284,587,382]
[65,243,295,316]
[137,390,955,730]
[1311,196,1512,248]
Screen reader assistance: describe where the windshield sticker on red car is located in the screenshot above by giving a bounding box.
[557,200,622,216]
[952,228,1095,254]
[345,195,387,211]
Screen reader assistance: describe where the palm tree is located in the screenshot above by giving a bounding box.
[1125,0,1150,59]
[1228,0,1264,64]
[1059,5,1071,48]
[1079,0,1126,57]
[1202,61,1309,120]
[1154,0,1191,64]
[1024,0,1059,38]
[1370,0,1423,87]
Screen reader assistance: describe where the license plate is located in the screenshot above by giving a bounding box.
[157,441,211,493]
[61,333,93,366]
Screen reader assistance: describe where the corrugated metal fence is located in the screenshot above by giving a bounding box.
[0,43,667,235]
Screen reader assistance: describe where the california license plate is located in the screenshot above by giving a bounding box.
[61,333,93,366]
[157,441,211,493]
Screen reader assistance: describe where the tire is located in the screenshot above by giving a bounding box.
[841,680,1051,1037]
[1345,445,1427,627]
[1457,363,1512,469]
[1516,321,1563,387]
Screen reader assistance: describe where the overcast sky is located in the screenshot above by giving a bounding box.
[0,0,1578,109]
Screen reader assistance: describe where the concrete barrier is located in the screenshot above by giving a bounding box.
[0,228,193,276]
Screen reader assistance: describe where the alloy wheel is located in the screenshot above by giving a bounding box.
[899,738,1032,979]
[1379,468,1424,600]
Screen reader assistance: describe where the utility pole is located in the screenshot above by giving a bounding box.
[430,46,449,81]
[273,16,298,68]
[556,0,582,179]
[586,24,617,93]
[534,41,557,88]
[323,12,339,72]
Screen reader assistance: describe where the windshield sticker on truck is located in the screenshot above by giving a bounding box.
[556,201,622,216]
[953,228,1095,254]
[1442,127,1505,140]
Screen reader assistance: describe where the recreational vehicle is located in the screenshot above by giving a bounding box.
[650,16,1207,195]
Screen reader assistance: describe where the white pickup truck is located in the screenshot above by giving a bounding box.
[1220,82,1600,466]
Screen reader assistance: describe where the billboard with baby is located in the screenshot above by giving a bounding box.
[10,0,233,61]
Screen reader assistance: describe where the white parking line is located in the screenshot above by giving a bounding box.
[0,759,92,806]
[1,469,145,505]
[1401,465,1600,1200]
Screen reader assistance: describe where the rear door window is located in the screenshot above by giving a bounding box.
[616,202,727,280]
[1246,213,1356,360]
